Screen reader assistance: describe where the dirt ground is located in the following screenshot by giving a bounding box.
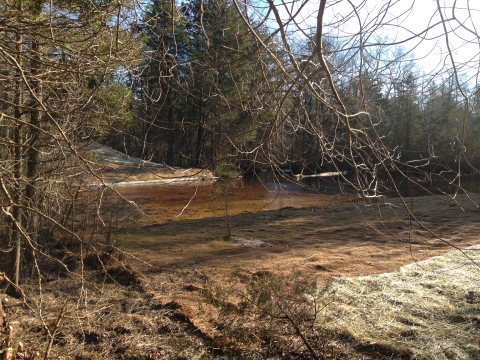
[2,190,479,359]
[120,192,480,279]
[114,191,480,357]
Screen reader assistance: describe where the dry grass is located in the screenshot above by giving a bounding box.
[318,244,480,359]
[3,242,479,359]
[3,188,480,359]
[2,270,214,359]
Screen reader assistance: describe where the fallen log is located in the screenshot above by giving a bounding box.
[293,171,347,179]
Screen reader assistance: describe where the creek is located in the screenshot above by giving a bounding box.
[112,172,480,225]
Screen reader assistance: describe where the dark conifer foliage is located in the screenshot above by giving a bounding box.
[132,0,271,168]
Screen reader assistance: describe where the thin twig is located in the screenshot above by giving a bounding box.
[43,300,68,360]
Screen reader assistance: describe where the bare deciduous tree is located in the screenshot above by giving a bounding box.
[227,0,479,194]
[0,0,142,286]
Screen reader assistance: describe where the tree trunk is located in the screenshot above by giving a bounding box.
[193,118,204,167]
[12,24,24,287]
[192,78,205,167]
[26,29,42,242]
[166,92,175,165]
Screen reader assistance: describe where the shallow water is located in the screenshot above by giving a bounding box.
[111,173,480,224]
[112,176,341,224]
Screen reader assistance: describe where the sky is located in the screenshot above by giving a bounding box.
[271,0,480,84]
[335,0,480,78]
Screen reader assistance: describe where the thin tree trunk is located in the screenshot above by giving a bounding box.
[26,28,42,241]
[12,23,24,287]
[166,92,175,165]
[193,119,204,167]
[193,78,205,167]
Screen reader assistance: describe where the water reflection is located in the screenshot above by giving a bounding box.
[254,172,350,195]
[113,174,343,224]
[112,172,480,224]
[254,172,480,197]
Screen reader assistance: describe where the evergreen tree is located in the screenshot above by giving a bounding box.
[387,72,424,162]
[0,0,141,284]
[137,0,269,168]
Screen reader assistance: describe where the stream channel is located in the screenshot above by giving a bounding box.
[111,172,480,225]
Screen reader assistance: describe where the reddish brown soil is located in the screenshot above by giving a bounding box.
[116,191,480,355]
[120,192,480,278]
[4,184,479,359]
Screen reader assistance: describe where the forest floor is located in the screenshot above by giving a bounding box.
[2,148,479,359]
[3,192,480,359]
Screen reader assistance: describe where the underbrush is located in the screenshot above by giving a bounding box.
[1,284,214,359]
[201,270,401,359]
[2,245,479,359]
[0,259,381,359]
[200,246,480,359]
[204,270,336,358]
[0,251,212,360]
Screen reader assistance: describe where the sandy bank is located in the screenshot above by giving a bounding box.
[87,143,216,185]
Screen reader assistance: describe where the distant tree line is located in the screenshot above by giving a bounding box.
[102,0,480,179]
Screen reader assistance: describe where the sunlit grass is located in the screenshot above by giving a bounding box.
[319,244,480,359]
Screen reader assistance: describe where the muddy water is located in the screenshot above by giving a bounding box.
[114,177,344,225]
[112,173,480,225]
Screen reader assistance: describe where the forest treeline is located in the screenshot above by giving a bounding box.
[107,0,480,175]
[1,0,479,285]
[2,0,479,176]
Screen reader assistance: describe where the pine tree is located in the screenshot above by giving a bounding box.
[137,0,269,168]
[0,0,141,285]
